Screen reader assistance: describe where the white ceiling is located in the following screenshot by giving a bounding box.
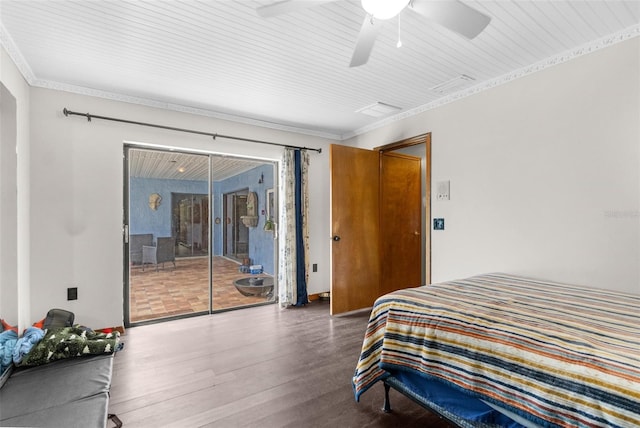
[1,0,639,140]
[128,148,268,181]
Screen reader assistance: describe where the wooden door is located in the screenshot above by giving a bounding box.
[330,144,381,315]
[330,141,426,315]
[379,152,422,294]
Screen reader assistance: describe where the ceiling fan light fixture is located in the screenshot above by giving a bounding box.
[361,0,410,20]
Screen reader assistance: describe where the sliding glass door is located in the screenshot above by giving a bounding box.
[124,147,277,326]
[212,164,276,311]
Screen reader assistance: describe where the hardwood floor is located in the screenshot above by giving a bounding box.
[109,301,456,427]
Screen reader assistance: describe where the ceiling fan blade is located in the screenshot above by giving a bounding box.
[256,0,335,18]
[410,0,491,39]
[349,16,384,67]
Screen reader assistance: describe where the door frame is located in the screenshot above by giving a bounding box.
[172,192,209,257]
[375,133,431,284]
[123,145,280,327]
[222,189,250,262]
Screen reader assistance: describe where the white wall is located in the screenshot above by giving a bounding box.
[347,37,640,294]
[1,46,31,330]
[0,82,18,323]
[5,68,334,328]
[3,36,639,330]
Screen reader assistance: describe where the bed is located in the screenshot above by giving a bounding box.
[352,273,640,427]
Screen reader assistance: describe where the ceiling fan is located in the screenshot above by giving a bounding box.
[256,0,491,67]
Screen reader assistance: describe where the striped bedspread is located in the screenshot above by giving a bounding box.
[352,273,640,427]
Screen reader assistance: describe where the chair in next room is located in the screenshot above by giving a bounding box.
[142,237,176,271]
[129,233,153,265]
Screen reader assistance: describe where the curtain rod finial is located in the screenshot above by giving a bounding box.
[63,108,69,116]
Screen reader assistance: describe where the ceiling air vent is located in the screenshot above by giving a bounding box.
[356,102,402,118]
[430,74,476,94]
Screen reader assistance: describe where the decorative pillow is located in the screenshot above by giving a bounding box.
[16,325,120,367]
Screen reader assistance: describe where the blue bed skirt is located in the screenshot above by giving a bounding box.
[385,370,526,428]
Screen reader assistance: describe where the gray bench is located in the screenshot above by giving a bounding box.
[0,354,120,427]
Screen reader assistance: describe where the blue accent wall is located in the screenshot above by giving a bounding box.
[217,164,275,274]
[129,177,208,241]
[130,163,275,274]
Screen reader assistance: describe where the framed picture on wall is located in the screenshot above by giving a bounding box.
[266,188,275,220]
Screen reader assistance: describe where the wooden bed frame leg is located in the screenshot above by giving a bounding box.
[382,382,392,413]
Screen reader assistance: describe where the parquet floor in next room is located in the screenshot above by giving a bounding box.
[129,256,273,323]
[108,301,456,428]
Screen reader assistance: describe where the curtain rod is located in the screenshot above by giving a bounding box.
[62,108,322,153]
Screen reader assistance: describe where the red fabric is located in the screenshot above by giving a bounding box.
[0,319,18,333]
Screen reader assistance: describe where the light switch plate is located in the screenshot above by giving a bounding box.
[436,180,450,201]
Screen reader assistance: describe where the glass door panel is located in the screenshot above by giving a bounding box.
[126,148,210,324]
[211,160,277,311]
[125,147,277,325]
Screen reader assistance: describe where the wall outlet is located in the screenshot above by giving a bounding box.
[433,218,445,230]
[67,287,78,301]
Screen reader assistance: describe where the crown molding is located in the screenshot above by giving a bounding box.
[35,80,342,141]
[0,23,341,142]
[36,79,343,140]
[342,24,640,140]
[0,23,36,84]
[3,22,638,142]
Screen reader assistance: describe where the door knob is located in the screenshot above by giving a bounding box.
[332,235,341,241]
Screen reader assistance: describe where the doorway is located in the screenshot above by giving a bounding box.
[223,190,249,262]
[172,193,209,257]
[124,147,278,326]
[330,133,431,315]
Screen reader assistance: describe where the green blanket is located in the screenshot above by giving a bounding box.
[17,325,120,367]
